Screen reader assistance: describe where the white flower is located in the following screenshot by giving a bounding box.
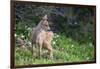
[29,42,31,45]
[56,34,59,38]
[21,34,24,38]
[54,33,60,38]
[53,41,56,45]
[14,34,17,37]
[27,27,31,31]
[87,57,90,60]
[71,45,74,48]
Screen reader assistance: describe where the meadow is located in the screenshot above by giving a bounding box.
[15,25,95,65]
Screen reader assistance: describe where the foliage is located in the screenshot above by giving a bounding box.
[15,33,94,65]
[15,28,95,65]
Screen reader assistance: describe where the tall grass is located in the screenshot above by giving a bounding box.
[15,33,95,66]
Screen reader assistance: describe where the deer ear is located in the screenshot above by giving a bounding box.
[42,15,48,20]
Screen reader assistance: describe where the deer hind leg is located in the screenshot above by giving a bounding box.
[49,47,53,59]
[46,44,53,59]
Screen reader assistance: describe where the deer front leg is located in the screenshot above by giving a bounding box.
[32,44,37,58]
[38,42,42,59]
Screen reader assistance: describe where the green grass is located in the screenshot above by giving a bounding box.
[15,33,95,66]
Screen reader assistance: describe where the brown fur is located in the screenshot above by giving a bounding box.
[43,31,53,58]
[31,15,53,58]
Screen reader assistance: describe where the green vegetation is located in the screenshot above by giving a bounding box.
[15,28,95,65]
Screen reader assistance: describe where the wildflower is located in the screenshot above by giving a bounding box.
[14,34,17,37]
[27,41,31,46]
[29,42,31,45]
[28,42,32,46]
[21,34,24,38]
[56,34,59,38]
[87,57,90,60]
[27,27,31,31]
[71,45,74,48]
[53,41,56,45]
[54,33,60,38]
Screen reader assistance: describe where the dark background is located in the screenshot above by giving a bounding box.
[15,3,95,44]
